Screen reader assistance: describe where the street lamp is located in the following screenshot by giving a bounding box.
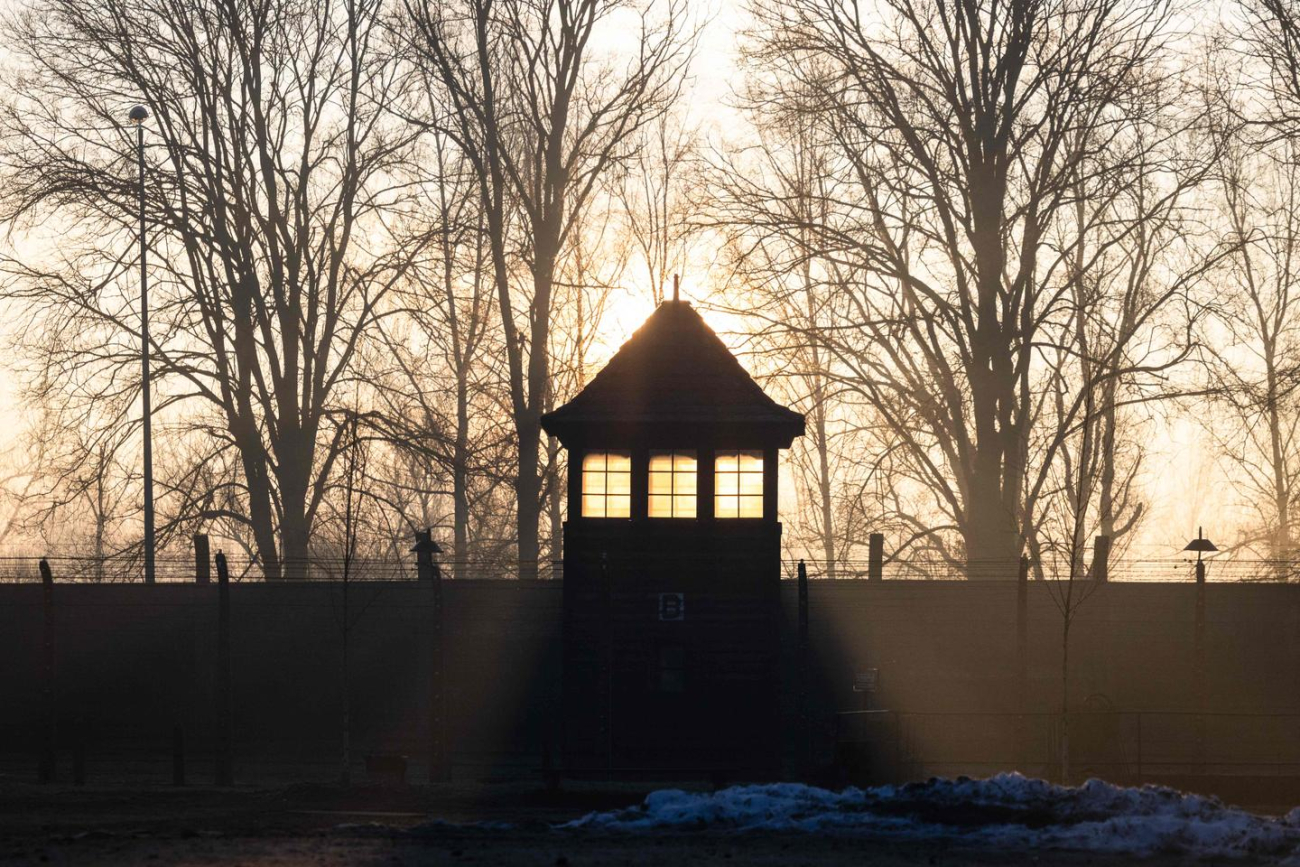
[1183,526,1218,584]
[130,104,155,585]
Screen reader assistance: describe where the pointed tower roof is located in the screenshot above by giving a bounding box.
[542,300,805,446]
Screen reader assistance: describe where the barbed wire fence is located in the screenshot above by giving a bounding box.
[0,555,568,583]
[780,556,1300,583]
[0,547,1294,582]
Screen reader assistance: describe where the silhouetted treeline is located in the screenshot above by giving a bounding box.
[0,0,1296,575]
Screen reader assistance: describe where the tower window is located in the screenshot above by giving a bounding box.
[648,450,697,518]
[715,451,763,518]
[581,451,631,518]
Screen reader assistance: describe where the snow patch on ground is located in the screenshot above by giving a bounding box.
[562,774,1300,859]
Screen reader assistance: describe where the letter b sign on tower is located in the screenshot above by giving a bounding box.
[658,593,685,622]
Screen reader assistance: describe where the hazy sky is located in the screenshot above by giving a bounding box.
[0,0,1242,566]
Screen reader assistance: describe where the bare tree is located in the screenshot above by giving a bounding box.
[1038,383,1107,784]
[1191,1,1300,567]
[404,0,696,576]
[543,203,628,562]
[732,0,1212,572]
[372,123,504,572]
[616,111,702,305]
[0,0,420,576]
[1197,89,1300,564]
[713,88,885,575]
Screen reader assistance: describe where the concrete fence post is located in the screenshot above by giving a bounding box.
[868,535,884,581]
[411,530,448,782]
[39,558,55,783]
[194,534,210,585]
[215,552,233,786]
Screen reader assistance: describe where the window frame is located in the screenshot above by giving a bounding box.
[648,449,698,518]
[580,450,632,519]
[713,449,764,519]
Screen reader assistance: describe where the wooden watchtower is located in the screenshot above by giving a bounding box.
[541,298,805,778]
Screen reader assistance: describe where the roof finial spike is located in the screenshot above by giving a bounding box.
[672,273,679,303]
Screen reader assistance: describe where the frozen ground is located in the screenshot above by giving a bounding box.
[566,775,1300,859]
[3,774,1300,865]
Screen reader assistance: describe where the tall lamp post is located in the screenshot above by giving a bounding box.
[1183,525,1216,771]
[130,104,155,585]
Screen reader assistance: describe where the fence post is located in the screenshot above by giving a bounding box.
[1093,536,1110,583]
[797,559,810,776]
[868,535,884,581]
[1017,555,1029,773]
[215,552,233,786]
[413,530,448,782]
[39,558,55,783]
[194,534,210,585]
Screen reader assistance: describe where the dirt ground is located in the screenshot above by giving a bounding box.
[0,780,1269,866]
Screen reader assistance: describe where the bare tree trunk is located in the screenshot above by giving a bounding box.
[408,0,692,579]
[515,413,543,581]
[813,397,836,578]
[453,377,471,573]
[547,434,564,568]
[1266,353,1290,561]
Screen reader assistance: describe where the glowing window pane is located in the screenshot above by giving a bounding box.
[648,450,697,518]
[581,451,631,518]
[715,450,764,519]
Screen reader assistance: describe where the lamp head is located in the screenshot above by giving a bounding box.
[1183,525,1218,554]
[128,104,149,125]
[1183,538,1218,553]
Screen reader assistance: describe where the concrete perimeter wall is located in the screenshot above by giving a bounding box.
[0,578,1296,785]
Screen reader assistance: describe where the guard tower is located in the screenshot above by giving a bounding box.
[541,298,804,777]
